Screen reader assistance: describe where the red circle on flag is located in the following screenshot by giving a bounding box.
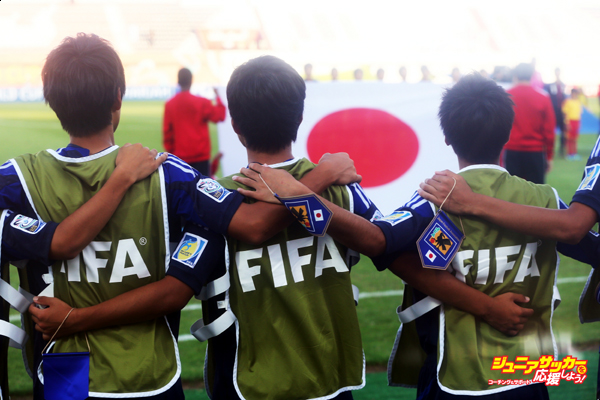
[306,108,419,188]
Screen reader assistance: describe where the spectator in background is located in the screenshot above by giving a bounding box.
[544,67,567,157]
[376,68,385,81]
[451,67,461,84]
[503,63,555,184]
[562,87,583,160]
[479,69,490,79]
[530,58,544,90]
[304,63,316,82]
[354,68,363,81]
[399,66,407,82]
[492,66,512,83]
[331,67,339,81]
[420,65,432,82]
[163,68,225,176]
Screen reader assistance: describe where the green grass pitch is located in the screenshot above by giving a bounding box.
[0,101,598,399]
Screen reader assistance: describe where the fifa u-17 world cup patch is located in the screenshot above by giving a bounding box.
[378,210,412,226]
[196,178,231,203]
[417,210,464,270]
[276,193,332,236]
[577,164,600,191]
[172,233,208,268]
[10,214,46,234]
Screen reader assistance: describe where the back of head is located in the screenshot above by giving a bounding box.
[439,73,514,164]
[178,68,193,88]
[513,63,534,82]
[227,55,305,154]
[42,33,125,137]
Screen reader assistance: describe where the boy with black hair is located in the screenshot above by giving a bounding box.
[240,73,599,399]
[208,55,380,399]
[6,33,351,399]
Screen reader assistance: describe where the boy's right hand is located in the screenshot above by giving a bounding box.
[318,153,362,186]
[115,143,168,184]
[483,293,533,336]
[418,170,474,215]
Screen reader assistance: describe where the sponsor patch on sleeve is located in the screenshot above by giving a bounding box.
[10,214,46,234]
[378,210,412,226]
[577,164,600,192]
[196,178,232,203]
[172,233,208,268]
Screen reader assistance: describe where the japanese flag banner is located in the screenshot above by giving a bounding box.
[217,83,458,214]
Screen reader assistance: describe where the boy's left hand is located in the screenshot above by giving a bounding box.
[483,293,533,336]
[29,296,77,341]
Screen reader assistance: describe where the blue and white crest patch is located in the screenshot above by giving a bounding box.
[379,210,412,226]
[172,233,208,268]
[577,164,600,192]
[196,178,231,203]
[10,214,46,234]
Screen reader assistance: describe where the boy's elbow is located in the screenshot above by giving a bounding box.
[230,219,271,246]
[50,242,82,261]
[560,226,588,245]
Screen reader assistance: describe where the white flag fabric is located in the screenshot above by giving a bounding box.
[217,83,458,214]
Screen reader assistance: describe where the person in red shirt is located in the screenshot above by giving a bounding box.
[503,63,556,184]
[163,68,226,176]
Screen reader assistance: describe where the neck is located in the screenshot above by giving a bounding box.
[246,145,294,165]
[457,157,499,170]
[69,125,115,154]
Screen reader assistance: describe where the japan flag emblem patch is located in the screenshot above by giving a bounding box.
[425,250,437,262]
[314,209,324,221]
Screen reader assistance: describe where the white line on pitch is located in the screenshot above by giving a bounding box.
[9,275,591,326]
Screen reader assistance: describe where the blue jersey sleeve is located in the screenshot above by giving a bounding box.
[555,199,600,268]
[370,192,435,271]
[166,223,226,296]
[0,161,36,216]
[163,155,244,235]
[1,210,57,265]
[347,182,382,220]
[571,136,600,219]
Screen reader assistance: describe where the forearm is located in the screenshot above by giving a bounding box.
[66,277,192,334]
[317,197,385,257]
[227,201,294,245]
[227,164,339,245]
[49,169,136,260]
[389,252,492,318]
[297,163,338,195]
[469,196,595,243]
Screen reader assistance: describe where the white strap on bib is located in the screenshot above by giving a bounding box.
[0,280,31,314]
[197,271,230,301]
[397,296,442,323]
[190,309,236,342]
[0,319,28,349]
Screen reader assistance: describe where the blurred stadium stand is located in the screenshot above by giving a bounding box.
[2,0,600,97]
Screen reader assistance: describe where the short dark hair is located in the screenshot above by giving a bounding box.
[513,63,534,81]
[226,56,305,154]
[178,68,192,87]
[42,33,125,137]
[439,73,514,164]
